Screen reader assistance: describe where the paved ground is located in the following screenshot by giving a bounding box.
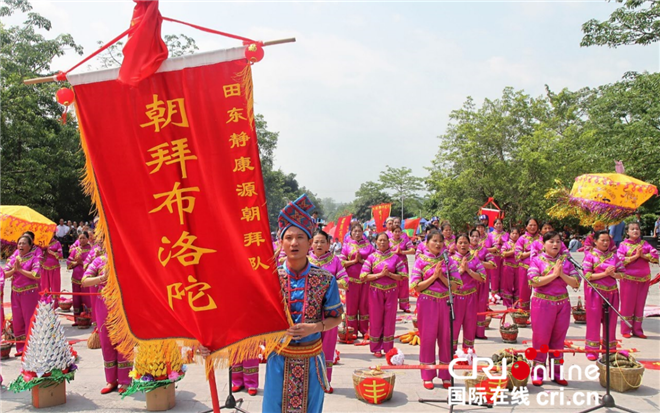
[1,252,659,412]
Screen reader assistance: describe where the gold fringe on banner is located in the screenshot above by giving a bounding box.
[73,62,293,378]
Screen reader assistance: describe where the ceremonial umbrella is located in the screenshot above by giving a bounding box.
[0,206,56,250]
[546,173,658,226]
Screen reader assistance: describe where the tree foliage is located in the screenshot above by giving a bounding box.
[348,181,393,222]
[425,74,660,231]
[379,165,425,220]
[581,0,660,47]
[255,115,324,230]
[1,0,89,221]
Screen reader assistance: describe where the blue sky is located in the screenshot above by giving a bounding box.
[11,1,659,202]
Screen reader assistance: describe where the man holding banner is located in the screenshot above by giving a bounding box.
[263,194,343,413]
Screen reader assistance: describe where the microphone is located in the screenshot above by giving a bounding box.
[442,250,450,262]
[567,256,583,270]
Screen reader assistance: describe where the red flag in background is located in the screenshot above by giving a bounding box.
[371,203,392,233]
[404,217,422,232]
[323,221,336,238]
[118,0,169,86]
[336,214,352,241]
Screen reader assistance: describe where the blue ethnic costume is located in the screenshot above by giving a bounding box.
[263,195,343,413]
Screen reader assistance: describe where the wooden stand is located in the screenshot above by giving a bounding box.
[32,381,66,408]
[146,384,176,411]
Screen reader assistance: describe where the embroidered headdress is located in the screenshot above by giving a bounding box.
[278,194,316,239]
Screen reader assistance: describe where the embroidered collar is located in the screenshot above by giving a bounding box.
[348,238,369,248]
[420,250,443,263]
[623,238,642,247]
[284,260,312,279]
[374,248,393,258]
[17,251,35,262]
[454,251,475,263]
[309,251,333,267]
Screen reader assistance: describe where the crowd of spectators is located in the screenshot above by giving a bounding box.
[55,218,94,258]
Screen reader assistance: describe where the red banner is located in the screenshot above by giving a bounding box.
[371,203,392,233]
[479,208,503,227]
[336,214,352,242]
[322,221,335,239]
[72,55,289,360]
[404,217,422,231]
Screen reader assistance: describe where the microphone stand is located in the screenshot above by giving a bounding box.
[569,258,637,413]
[202,367,249,413]
[420,255,486,410]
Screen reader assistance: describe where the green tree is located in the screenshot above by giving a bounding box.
[1,0,89,221]
[320,197,350,222]
[584,71,660,213]
[255,115,323,230]
[349,181,392,222]
[426,87,599,230]
[581,0,660,47]
[379,165,424,220]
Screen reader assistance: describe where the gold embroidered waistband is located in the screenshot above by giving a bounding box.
[12,283,39,293]
[455,287,477,296]
[533,292,568,301]
[370,282,397,291]
[621,273,650,283]
[589,283,618,292]
[503,262,519,268]
[421,290,449,300]
[278,339,323,359]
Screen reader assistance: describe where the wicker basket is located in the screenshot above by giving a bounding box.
[485,315,492,329]
[58,301,73,312]
[75,316,92,329]
[597,360,644,393]
[0,342,13,360]
[353,369,395,404]
[463,372,509,405]
[572,308,586,324]
[338,325,356,343]
[499,312,519,343]
[506,365,530,390]
[511,310,529,327]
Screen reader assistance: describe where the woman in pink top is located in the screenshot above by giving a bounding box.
[67,232,93,321]
[360,233,405,357]
[485,218,508,302]
[451,232,486,353]
[471,227,496,339]
[582,230,623,360]
[500,227,520,308]
[411,230,460,390]
[82,252,132,394]
[515,218,541,310]
[390,226,415,313]
[40,233,63,306]
[441,223,456,255]
[617,222,659,338]
[309,229,348,389]
[3,235,41,356]
[340,222,375,338]
[528,231,580,387]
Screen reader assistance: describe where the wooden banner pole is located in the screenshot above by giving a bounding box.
[23,37,296,85]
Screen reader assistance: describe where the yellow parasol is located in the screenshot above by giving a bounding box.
[547,173,658,226]
[0,205,57,249]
